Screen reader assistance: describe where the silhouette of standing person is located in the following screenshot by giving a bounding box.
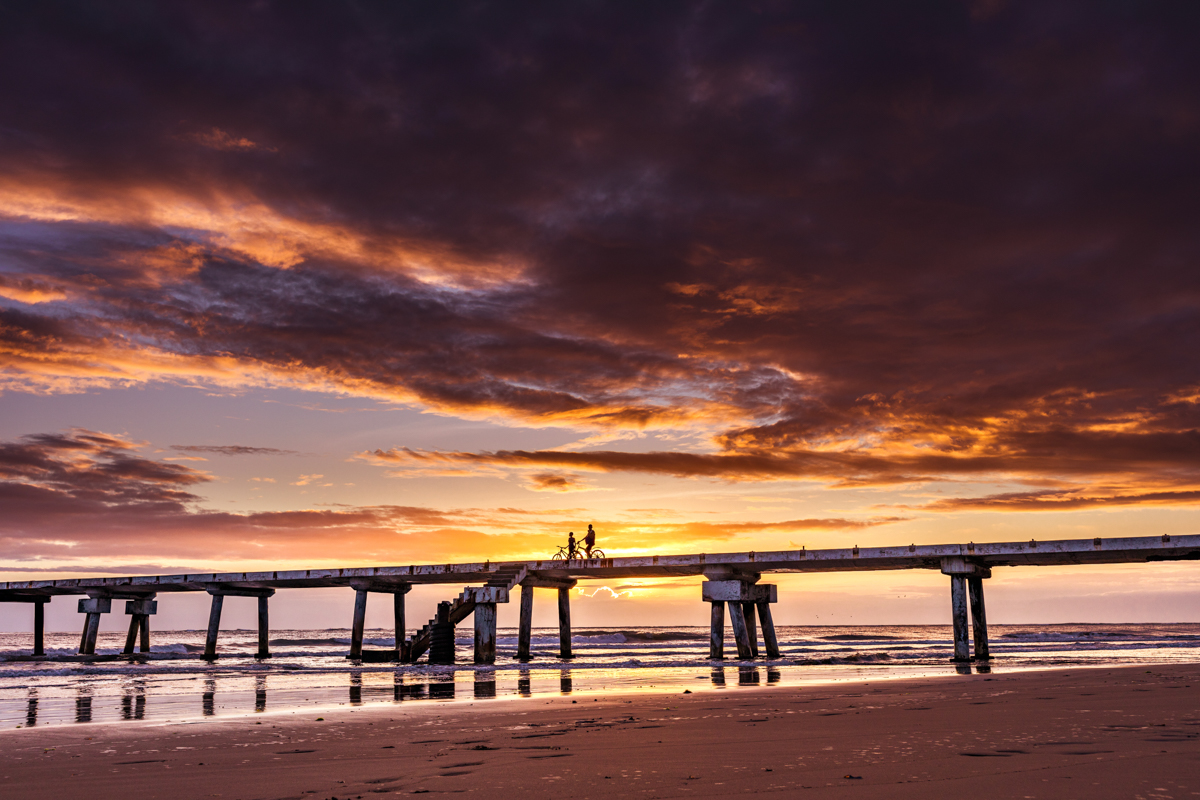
[583,524,596,559]
[567,531,577,560]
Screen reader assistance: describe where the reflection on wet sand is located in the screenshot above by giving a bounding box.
[203,677,216,716]
[429,678,454,700]
[75,687,92,724]
[474,669,496,699]
[10,661,1009,727]
[121,681,146,720]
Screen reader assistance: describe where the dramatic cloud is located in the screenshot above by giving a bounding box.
[1,1,1198,525]
[171,445,299,457]
[0,429,895,571]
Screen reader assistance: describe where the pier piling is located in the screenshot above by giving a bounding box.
[968,576,990,660]
[517,583,534,660]
[728,601,754,659]
[121,598,157,655]
[474,602,497,664]
[709,601,725,659]
[558,587,573,659]
[703,580,777,660]
[350,587,368,660]
[257,596,270,658]
[394,591,405,660]
[743,601,760,658]
[77,596,111,655]
[949,574,969,661]
[33,599,45,657]
[204,594,223,660]
[941,557,992,662]
[757,599,781,659]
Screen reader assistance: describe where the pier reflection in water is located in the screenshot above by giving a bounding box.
[474,669,496,699]
[75,686,92,724]
[121,681,146,720]
[4,661,1012,728]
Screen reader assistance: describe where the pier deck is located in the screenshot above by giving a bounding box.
[3,534,1198,664]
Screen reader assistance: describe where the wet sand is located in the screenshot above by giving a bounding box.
[2,663,1199,799]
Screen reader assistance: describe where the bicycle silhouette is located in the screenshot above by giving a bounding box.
[551,545,605,563]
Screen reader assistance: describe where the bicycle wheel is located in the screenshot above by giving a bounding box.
[552,551,564,561]
[589,549,605,559]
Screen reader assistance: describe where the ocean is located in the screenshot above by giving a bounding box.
[3,623,1199,728]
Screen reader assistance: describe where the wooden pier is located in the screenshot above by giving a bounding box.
[3,534,1198,664]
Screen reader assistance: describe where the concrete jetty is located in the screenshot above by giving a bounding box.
[3,534,1197,664]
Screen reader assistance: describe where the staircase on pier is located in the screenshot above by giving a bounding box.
[405,565,527,662]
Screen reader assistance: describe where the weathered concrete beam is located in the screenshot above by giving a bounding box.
[701,567,761,583]
[462,586,510,604]
[702,581,777,603]
[204,584,276,598]
[349,578,412,594]
[522,575,578,590]
[939,557,993,578]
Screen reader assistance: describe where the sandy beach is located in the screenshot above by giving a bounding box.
[3,663,1198,799]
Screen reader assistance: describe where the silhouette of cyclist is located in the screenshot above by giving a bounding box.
[583,524,597,558]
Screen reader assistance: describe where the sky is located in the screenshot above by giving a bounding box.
[2,1,1200,632]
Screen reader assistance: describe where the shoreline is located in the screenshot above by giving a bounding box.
[3,662,1199,798]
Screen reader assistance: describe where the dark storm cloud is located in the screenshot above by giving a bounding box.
[171,445,299,457]
[1,2,1199,504]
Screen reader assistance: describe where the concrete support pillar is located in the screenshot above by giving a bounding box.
[727,601,754,660]
[557,587,572,659]
[742,601,760,658]
[123,616,141,654]
[350,588,368,660]
[121,598,157,655]
[474,602,497,664]
[709,601,725,660]
[941,558,991,663]
[33,600,45,657]
[517,584,534,661]
[393,592,405,660]
[77,597,111,655]
[204,594,224,660]
[757,600,781,659]
[968,576,990,661]
[949,574,969,662]
[257,596,270,659]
